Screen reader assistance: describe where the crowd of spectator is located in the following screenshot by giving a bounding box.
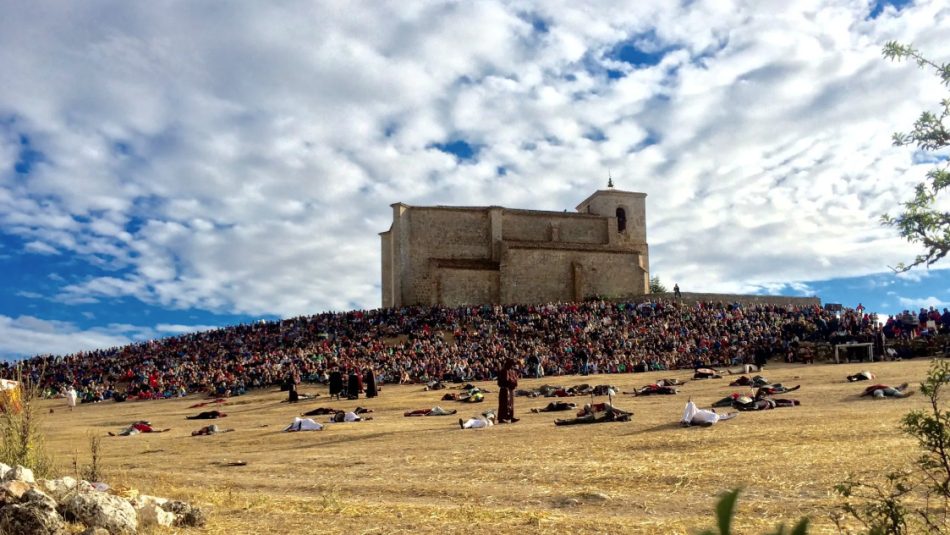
[3,299,948,404]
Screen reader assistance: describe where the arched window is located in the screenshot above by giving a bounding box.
[616,207,627,232]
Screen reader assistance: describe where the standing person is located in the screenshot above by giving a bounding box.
[347,368,362,400]
[496,358,520,424]
[364,368,378,398]
[673,283,681,298]
[66,387,78,411]
[328,367,344,401]
[286,373,299,403]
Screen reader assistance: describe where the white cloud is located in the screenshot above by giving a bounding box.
[0,1,948,356]
[0,315,134,358]
[896,296,950,310]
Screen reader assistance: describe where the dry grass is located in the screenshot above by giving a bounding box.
[38,360,937,534]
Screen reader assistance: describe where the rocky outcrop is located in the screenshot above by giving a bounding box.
[0,467,205,533]
[59,491,138,534]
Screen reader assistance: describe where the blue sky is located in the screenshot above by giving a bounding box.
[1,0,948,359]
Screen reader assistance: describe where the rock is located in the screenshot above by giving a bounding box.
[60,491,138,534]
[0,464,10,480]
[3,465,35,484]
[36,477,78,502]
[81,528,109,535]
[0,480,32,501]
[160,500,206,527]
[0,502,66,534]
[22,489,59,512]
[134,501,175,528]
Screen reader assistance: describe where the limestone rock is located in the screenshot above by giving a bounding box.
[0,480,32,502]
[3,465,35,484]
[0,502,66,535]
[60,491,138,534]
[135,501,175,528]
[36,477,78,502]
[22,488,59,512]
[160,500,206,527]
[0,464,10,481]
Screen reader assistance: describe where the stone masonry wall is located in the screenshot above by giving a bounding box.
[501,246,645,304]
[437,268,499,307]
[406,208,492,305]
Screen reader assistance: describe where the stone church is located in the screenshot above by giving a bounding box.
[379,187,649,308]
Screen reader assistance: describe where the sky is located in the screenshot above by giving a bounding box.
[1,0,949,359]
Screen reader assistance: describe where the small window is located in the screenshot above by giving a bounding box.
[616,207,626,232]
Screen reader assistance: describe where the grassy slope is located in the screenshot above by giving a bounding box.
[40,359,934,534]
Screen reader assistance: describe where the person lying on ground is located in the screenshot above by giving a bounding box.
[191,424,235,436]
[656,378,685,386]
[530,401,577,413]
[186,410,227,420]
[424,380,446,391]
[283,417,324,432]
[754,384,801,399]
[442,387,484,403]
[302,406,372,417]
[330,411,372,422]
[693,368,722,380]
[726,364,761,374]
[554,403,633,426]
[847,370,876,382]
[459,410,496,429]
[625,384,678,396]
[861,383,913,398]
[404,406,457,417]
[680,400,737,427]
[301,407,339,416]
[109,421,171,436]
[729,375,770,387]
[733,395,800,411]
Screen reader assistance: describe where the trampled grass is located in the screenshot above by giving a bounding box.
[39,359,935,534]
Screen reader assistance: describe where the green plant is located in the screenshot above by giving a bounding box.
[880,42,950,271]
[0,365,54,477]
[649,276,668,294]
[700,489,809,535]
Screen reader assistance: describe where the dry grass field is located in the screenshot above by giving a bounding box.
[38,359,939,534]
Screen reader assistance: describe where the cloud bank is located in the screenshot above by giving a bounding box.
[1,0,949,356]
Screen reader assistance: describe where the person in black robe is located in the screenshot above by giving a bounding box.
[496,357,520,423]
[364,368,378,398]
[286,373,299,403]
[328,367,344,400]
[347,368,362,400]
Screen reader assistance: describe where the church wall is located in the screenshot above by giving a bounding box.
[500,212,607,244]
[405,208,492,305]
[437,268,499,307]
[501,247,646,304]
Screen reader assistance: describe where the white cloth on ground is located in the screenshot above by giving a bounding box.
[284,417,324,432]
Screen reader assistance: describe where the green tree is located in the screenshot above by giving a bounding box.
[649,276,667,294]
[880,42,950,270]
